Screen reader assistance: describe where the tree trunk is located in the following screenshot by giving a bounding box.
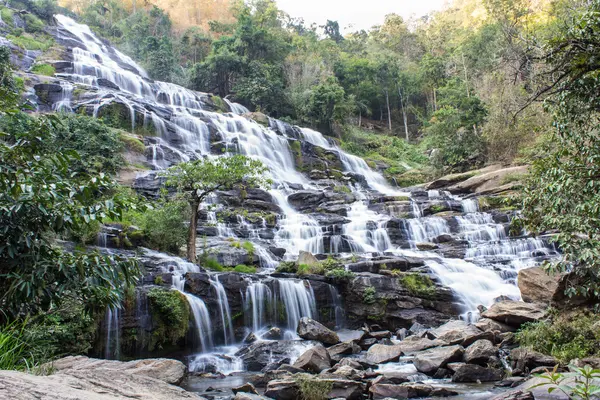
[433,88,437,112]
[397,85,409,141]
[358,110,362,127]
[385,89,392,131]
[187,198,200,262]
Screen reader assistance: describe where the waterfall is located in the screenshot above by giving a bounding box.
[329,285,345,330]
[181,291,214,352]
[104,307,121,360]
[245,281,273,333]
[53,81,73,112]
[462,198,479,213]
[211,275,235,346]
[277,279,317,333]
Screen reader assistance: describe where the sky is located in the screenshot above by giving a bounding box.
[276,0,449,32]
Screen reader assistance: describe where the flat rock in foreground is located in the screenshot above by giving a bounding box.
[0,356,202,400]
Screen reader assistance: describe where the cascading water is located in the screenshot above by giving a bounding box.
[104,307,121,360]
[211,275,235,346]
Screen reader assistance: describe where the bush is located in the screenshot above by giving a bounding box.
[516,312,600,363]
[30,63,56,76]
[325,268,355,281]
[0,320,36,371]
[399,273,436,298]
[295,374,333,400]
[120,133,146,154]
[146,288,190,351]
[202,257,224,271]
[297,263,324,276]
[234,264,256,273]
[276,261,297,273]
[320,256,342,272]
[363,286,377,304]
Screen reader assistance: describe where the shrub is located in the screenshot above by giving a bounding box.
[297,263,324,276]
[202,257,224,271]
[295,374,333,400]
[120,132,146,154]
[276,261,297,273]
[516,312,600,363]
[7,33,54,51]
[325,268,355,281]
[0,320,36,371]
[320,256,342,272]
[30,63,55,76]
[399,273,436,299]
[363,286,377,304]
[242,241,255,257]
[234,264,256,274]
[146,288,190,351]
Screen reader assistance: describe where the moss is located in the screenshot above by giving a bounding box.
[147,288,190,351]
[429,205,446,214]
[119,132,146,154]
[289,139,303,168]
[399,273,436,299]
[325,268,355,281]
[295,374,333,400]
[30,63,56,76]
[297,263,324,276]
[211,95,228,112]
[23,13,45,33]
[153,276,164,285]
[234,264,256,273]
[1,8,14,28]
[7,33,54,51]
[333,185,351,194]
[395,169,431,188]
[276,261,297,273]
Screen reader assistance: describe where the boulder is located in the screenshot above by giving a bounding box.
[329,365,363,381]
[490,390,535,400]
[334,358,364,371]
[262,327,283,340]
[428,320,486,345]
[370,382,458,399]
[464,340,498,365]
[397,336,444,354]
[297,317,340,345]
[475,318,516,333]
[293,345,332,373]
[369,330,392,339]
[237,340,316,371]
[265,378,364,400]
[446,165,528,194]
[234,394,272,400]
[518,267,560,304]
[0,356,200,400]
[482,301,547,327]
[336,329,365,343]
[452,364,504,382]
[327,342,360,360]
[232,383,259,395]
[365,344,404,364]
[413,345,465,375]
[297,250,320,266]
[510,348,558,375]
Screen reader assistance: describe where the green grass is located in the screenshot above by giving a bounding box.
[202,257,224,271]
[1,7,14,28]
[325,268,355,281]
[234,264,256,273]
[333,185,351,194]
[30,63,56,76]
[7,33,54,51]
[297,263,325,276]
[0,320,36,371]
[119,132,146,154]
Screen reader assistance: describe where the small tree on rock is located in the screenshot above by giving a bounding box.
[161,155,269,262]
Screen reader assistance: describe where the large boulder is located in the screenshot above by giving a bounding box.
[297,251,320,266]
[428,320,488,346]
[292,345,332,373]
[510,348,558,375]
[264,378,364,400]
[446,165,528,194]
[370,382,458,399]
[0,356,200,400]
[397,336,445,354]
[365,344,404,364]
[297,317,340,345]
[452,364,504,382]
[518,267,560,304]
[413,345,465,375]
[481,301,547,327]
[475,318,516,333]
[464,340,498,366]
[237,340,317,371]
[327,341,361,360]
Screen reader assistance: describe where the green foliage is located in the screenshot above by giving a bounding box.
[521,0,600,300]
[532,364,600,400]
[333,185,351,194]
[202,257,224,271]
[0,319,36,371]
[363,286,377,304]
[295,374,333,400]
[399,273,436,298]
[7,33,54,51]
[325,268,355,281]
[146,288,190,351]
[120,133,146,154]
[276,261,297,273]
[154,275,165,285]
[234,264,257,274]
[516,313,600,363]
[297,263,324,276]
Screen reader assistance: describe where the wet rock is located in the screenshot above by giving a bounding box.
[464,339,498,365]
[293,345,332,373]
[264,380,299,400]
[413,345,465,375]
[397,336,445,354]
[365,344,404,364]
[490,390,535,400]
[237,340,316,372]
[518,267,560,304]
[334,358,364,371]
[265,378,364,400]
[336,329,365,343]
[329,365,363,380]
[327,341,360,360]
[428,320,486,345]
[262,327,283,340]
[482,301,547,327]
[368,330,392,339]
[452,364,504,382]
[234,394,272,400]
[232,382,259,395]
[97,78,120,90]
[416,242,439,251]
[297,317,340,345]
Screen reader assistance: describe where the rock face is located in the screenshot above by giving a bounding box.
[297,317,340,345]
[292,345,332,372]
[413,345,465,375]
[482,301,547,327]
[0,356,200,400]
[518,267,560,304]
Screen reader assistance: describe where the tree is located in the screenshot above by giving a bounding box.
[0,47,141,318]
[161,156,269,261]
[323,20,344,43]
[522,0,600,300]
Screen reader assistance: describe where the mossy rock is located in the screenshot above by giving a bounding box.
[146,288,191,352]
[244,112,269,127]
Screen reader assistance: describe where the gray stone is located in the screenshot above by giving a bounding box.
[482,301,547,327]
[232,382,259,395]
[475,318,516,333]
[464,339,498,365]
[428,320,485,345]
[413,345,465,375]
[365,344,404,364]
[518,267,560,304]
[297,317,340,345]
[452,364,503,382]
[293,345,332,373]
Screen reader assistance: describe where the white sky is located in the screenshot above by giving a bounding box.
[276,0,449,32]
